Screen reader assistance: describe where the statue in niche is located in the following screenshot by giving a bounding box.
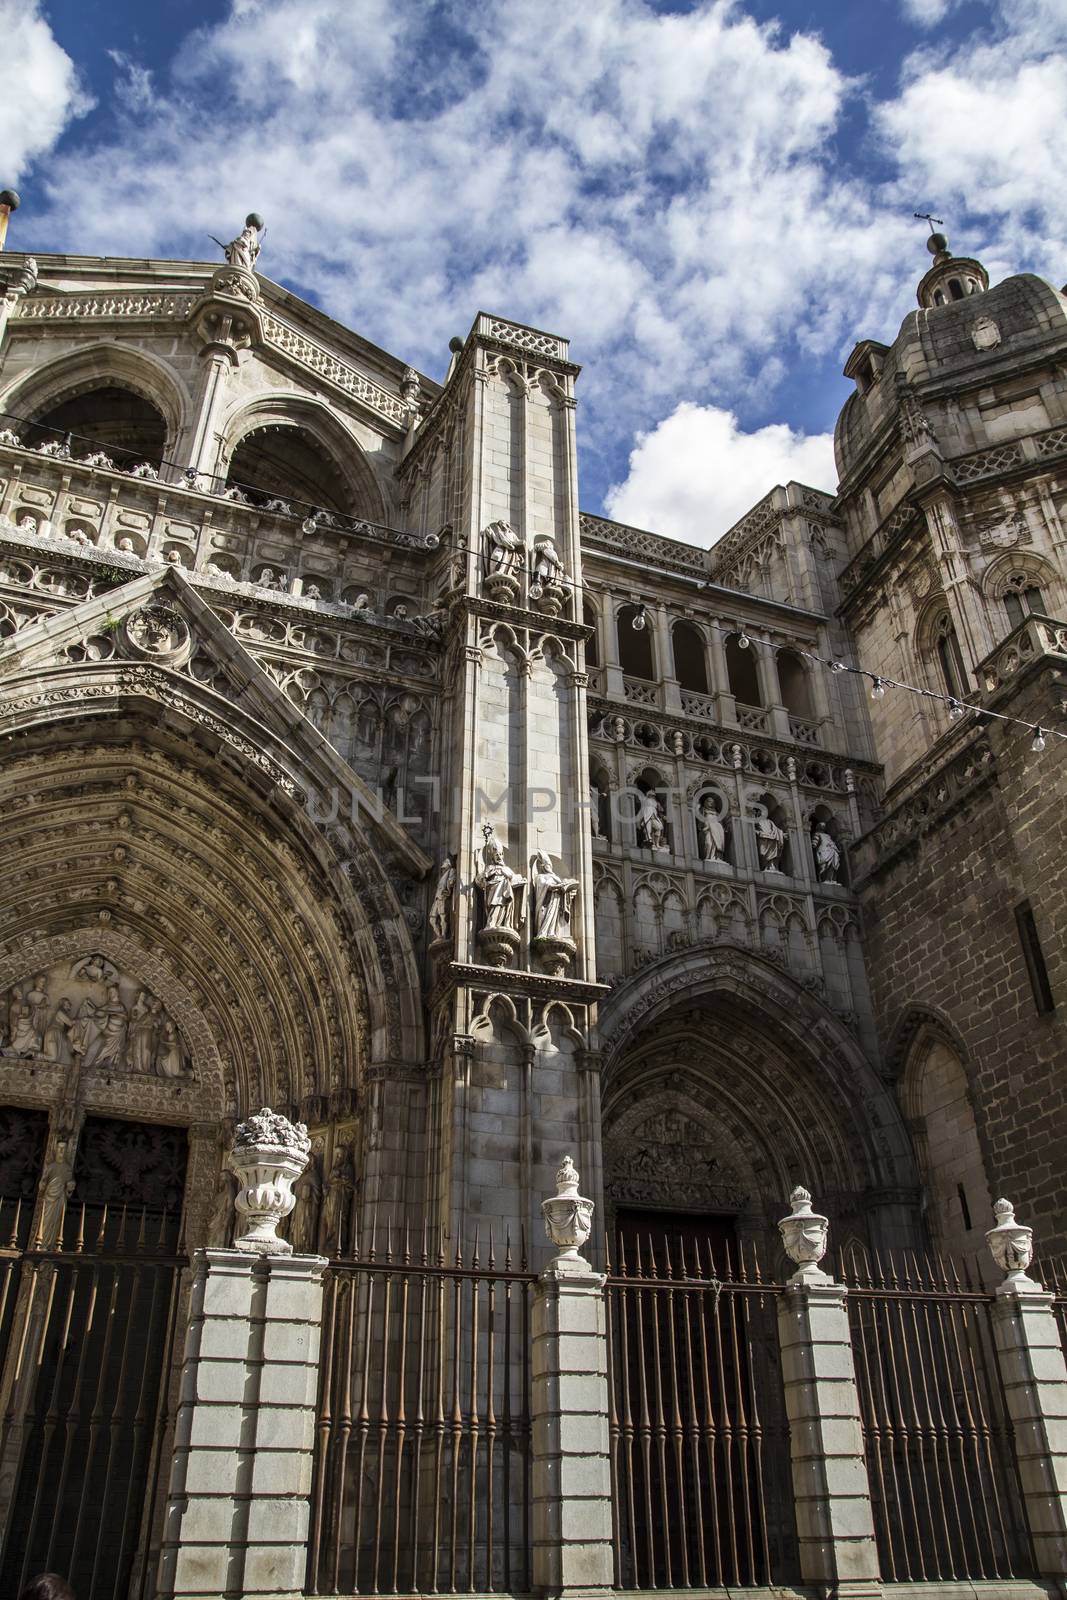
[695,794,727,862]
[636,792,668,852]
[752,804,786,871]
[532,535,566,588]
[207,1169,236,1248]
[483,520,525,600]
[811,825,841,883]
[290,1137,325,1254]
[589,785,602,839]
[530,850,579,941]
[429,855,457,944]
[37,1140,75,1249]
[474,825,526,933]
[321,1144,355,1254]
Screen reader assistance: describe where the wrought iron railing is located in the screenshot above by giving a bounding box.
[306,1226,535,1596]
[838,1245,1033,1585]
[604,1234,798,1590]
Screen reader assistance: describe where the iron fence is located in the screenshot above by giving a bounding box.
[307,1225,535,1595]
[838,1245,1033,1586]
[604,1234,799,1590]
[1046,1256,1067,1361]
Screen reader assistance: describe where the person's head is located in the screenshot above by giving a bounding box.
[19,1575,75,1600]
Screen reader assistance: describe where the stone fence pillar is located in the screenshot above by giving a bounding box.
[532,1157,615,1597]
[777,1186,883,1600]
[157,1108,325,1600]
[986,1198,1067,1580]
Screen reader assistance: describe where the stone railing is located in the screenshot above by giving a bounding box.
[474,311,570,362]
[976,613,1067,696]
[0,440,436,601]
[579,511,708,578]
[622,674,660,708]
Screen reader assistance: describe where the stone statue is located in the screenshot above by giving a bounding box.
[37,1140,75,1249]
[290,1137,325,1254]
[9,998,39,1056]
[429,855,457,944]
[483,520,525,597]
[128,990,160,1073]
[321,1144,355,1254]
[207,1169,236,1248]
[811,826,841,883]
[474,825,525,933]
[752,805,786,871]
[530,850,579,941]
[156,1015,187,1077]
[695,795,726,862]
[26,974,49,1041]
[589,785,601,839]
[636,792,668,852]
[42,997,76,1063]
[532,536,565,587]
[221,213,263,272]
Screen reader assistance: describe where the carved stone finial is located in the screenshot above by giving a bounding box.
[778,1184,830,1284]
[986,1197,1038,1291]
[228,1107,311,1255]
[541,1154,595,1272]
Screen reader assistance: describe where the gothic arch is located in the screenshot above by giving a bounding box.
[0,570,429,1110]
[598,944,919,1242]
[217,393,389,524]
[0,342,190,461]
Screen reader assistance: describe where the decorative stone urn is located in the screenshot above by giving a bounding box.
[986,1197,1038,1289]
[778,1185,830,1283]
[541,1155,595,1272]
[228,1107,312,1256]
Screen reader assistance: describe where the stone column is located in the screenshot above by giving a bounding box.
[532,1159,615,1597]
[986,1198,1067,1579]
[777,1187,883,1599]
[157,1108,325,1600]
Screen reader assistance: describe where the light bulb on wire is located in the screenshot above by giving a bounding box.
[870,677,886,701]
[736,630,750,650]
[631,605,647,632]
[1031,726,1047,753]
[947,699,965,721]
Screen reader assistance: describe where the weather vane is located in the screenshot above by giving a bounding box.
[913,211,945,230]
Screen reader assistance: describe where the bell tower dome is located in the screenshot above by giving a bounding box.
[916,228,989,309]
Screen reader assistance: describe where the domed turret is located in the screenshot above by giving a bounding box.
[916,228,988,310]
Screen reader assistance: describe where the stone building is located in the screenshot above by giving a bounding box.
[0,213,1064,1598]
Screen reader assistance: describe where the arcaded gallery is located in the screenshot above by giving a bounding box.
[0,204,1064,1599]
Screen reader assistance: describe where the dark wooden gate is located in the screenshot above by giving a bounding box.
[0,1112,187,1600]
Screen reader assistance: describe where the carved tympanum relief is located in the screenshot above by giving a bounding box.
[604,1107,748,1213]
[2,954,192,1078]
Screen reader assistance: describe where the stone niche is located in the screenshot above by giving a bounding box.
[2,952,193,1080]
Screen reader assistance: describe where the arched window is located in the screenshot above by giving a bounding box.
[905,1034,990,1258]
[948,278,965,301]
[1003,573,1046,630]
[617,604,654,680]
[724,632,761,706]
[583,598,600,668]
[933,612,967,699]
[672,621,708,694]
[776,649,813,718]
[25,386,168,472]
[227,424,351,513]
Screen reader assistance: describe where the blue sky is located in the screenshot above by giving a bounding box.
[3,0,1065,544]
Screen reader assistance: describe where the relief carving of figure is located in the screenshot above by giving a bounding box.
[290,1137,325,1255]
[42,997,76,1062]
[429,855,457,944]
[9,999,40,1056]
[531,851,579,941]
[37,1140,75,1249]
[636,792,668,852]
[695,795,727,862]
[207,1169,236,1249]
[129,991,161,1073]
[474,825,526,933]
[156,1014,188,1077]
[82,984,128,1069]
[811,826,841,883]
[752,805,786,871]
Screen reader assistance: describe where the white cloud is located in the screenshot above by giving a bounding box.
[604,402,837,547]
[0,0,92,183]
[899,0,956,26]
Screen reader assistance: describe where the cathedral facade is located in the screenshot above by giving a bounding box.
[0,215,1064,1598]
